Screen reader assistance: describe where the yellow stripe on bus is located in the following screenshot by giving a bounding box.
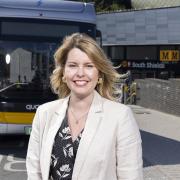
[0,112,35,124]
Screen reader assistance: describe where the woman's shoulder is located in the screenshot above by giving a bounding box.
[37,98,65,113]
[103,97,130,113]
[102,98,137,128]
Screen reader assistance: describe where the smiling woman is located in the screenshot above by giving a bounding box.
[63,48,99,99]
[26,33,143,180]
[50,33,120,100]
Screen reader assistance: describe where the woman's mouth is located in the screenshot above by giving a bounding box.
[74,80,88,86]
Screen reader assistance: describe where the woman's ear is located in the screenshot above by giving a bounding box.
[97,77,103,84]
[62,76,66,83]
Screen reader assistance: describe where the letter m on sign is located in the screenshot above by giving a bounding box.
[171,51,179,61]
[160,50,169,61]
[160,50,180,62]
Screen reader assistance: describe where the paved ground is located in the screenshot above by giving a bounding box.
[130,105,180,180]
[143,165,180,180]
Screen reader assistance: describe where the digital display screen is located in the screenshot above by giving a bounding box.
[1,21,79,37]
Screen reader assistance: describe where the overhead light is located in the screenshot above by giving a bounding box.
[5,54,11,64]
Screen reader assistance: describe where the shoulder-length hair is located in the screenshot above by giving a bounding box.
[50,33,120,100]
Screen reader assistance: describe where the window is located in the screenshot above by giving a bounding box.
[1,21,79,38]
[126,46,157,60]
[110,46,124,60]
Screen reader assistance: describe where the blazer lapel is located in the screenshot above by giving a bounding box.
[72,91,103,179]
[41,96,70,180]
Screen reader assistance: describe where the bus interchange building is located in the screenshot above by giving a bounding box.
[97,5,180,79]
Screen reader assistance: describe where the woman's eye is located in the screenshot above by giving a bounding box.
[86,64,94,68]
[68,64,76,68]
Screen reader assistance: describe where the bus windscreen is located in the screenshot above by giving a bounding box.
[1,21,79,37]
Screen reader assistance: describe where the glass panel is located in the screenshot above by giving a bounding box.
[126,46,157,60]
[160,45,176,50]
[0,40,58,101]
[110,46,124,60]
[102,46,108,56]
[2,21,79,37]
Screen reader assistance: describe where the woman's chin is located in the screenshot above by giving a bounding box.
[70,89,94,99]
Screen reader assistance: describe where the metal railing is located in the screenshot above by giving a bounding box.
[118,71,137,105]
[121,82,137,105]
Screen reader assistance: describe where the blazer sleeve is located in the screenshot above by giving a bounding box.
[26,107,43,180]
[116,107,143,180]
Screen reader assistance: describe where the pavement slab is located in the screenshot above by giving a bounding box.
[129,105,180,180]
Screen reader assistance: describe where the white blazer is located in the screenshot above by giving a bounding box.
[26,91,143,180]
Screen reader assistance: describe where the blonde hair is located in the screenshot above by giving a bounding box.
[50,33,120,100]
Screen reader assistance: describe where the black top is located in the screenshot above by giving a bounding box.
[49,114,83,180]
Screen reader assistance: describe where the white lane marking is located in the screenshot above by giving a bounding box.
[4,154,26,172]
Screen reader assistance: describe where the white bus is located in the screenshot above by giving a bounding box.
[0,0,99,134]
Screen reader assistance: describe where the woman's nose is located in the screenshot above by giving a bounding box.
[76,66,85,76]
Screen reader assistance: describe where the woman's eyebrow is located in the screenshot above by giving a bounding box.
[66,61,77,64]
[66,61,94,64]
[85,62,94,64]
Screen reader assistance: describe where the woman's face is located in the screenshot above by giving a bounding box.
[64,48,99,98]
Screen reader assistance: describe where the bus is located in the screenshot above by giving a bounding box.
[0,0,99,134]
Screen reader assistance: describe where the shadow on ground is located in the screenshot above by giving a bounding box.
[141,130,180,167]
[0,135,29,159]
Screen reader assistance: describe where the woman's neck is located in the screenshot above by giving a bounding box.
[69,92,94,111]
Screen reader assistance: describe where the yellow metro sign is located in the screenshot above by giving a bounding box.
[160,50,180,62]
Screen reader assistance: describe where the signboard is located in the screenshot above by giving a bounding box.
[129,62,165,69]
[117,59,180,70]
[120,61,166,69]
[160,50,179,62]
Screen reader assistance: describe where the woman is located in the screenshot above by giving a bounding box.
[26,33,143,180]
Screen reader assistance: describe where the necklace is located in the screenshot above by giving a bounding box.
[69,107,89,124]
